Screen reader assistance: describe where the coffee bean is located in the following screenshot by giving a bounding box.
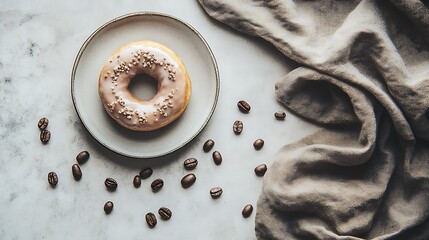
[254,164,267,177]
[203,139,215,152]
[233,120,243,134]
[253,139,264,150]
[72,164,82,181]
[104,201,114,214]
[210,187,223,199]
[145,212,157,228]
[242,204,253,218]
[105,178,118,191]
[184,158,198,170]
[76,151,90,164]
[38,117,49,130]
[133,175,141,188]
[237,100,251,113]
[139,168,153,179]
[40,129,51,144]
[158,207,172,220]
[47,172,58,187]
[274,111,286,120]
[181,173,196,188]
[212,151,222,165]
[151,178,164,192]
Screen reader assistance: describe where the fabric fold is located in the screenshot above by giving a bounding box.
[199,0,429,239]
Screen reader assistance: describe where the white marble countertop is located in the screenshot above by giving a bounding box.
[0,0,319,239]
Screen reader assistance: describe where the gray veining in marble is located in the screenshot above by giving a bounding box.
[0,0,319,239]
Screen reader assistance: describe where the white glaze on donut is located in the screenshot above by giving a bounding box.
[98,41,191,131]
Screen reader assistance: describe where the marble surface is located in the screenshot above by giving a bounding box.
[0,0,319,239]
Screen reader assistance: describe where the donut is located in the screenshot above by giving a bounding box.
[98,41,191,131]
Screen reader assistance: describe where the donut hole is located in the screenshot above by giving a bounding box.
[128,73,159,101]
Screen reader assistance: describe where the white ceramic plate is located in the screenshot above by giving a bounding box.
[71,12,219,158]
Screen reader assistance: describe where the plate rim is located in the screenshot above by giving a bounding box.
[71,11,220,159]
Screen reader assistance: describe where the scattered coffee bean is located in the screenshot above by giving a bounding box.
[145,212,157,228]
[104,201,114,214]
[38,117,49,130]
[184,158,198,170]
[139,168,153,179]
[47,172,58,187]
[274,111,286,120]
[133,175,141,188]
[72,164,82,181]
[237,100,251,113]
[76,151,90,164]
[212,151,222,165]
[242,204,253,218]
[233,120,243,134]
[210,187,223,199]
[253,139,264,150]
[181,173,196,188]
[158,207,172,220]
[203,139,215,152]
[105,178,118,191]
[40,129,51,144]
[151,178,164,192]
[254,164,268,177]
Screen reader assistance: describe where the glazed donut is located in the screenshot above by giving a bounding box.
[98,41,191,131]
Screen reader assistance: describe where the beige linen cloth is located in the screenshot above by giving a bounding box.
[199,0,429,239]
